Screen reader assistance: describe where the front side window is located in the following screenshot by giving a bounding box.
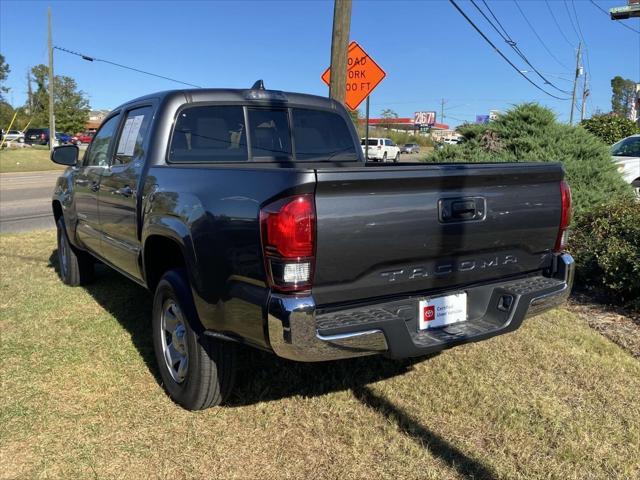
[114,106,153,166]
[170,105,247,162]
[248,108,291,159]
[84,115,120,167]
[292,108,356,160]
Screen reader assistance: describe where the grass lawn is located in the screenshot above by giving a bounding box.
[1,231,639,479]
[0,147,65,173]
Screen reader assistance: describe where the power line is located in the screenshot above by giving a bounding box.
[589,0,640,34]
[53,46,202,88]
[544,0,576,48]
[448,0,570,101]
[563,0,582,43]
[512,0,572,71]
[468,0,571,94]
[568,1,592,84]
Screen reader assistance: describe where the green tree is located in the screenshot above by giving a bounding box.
[0,54,10,101]
[610,76,636,117]
[580,113,640,145]
[380,108,398,131]
[28,64,90,132]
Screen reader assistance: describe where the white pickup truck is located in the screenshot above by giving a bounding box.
[361,137,400,162]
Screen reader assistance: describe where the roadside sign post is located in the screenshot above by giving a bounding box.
[365,96,370,160]
[322,41,386,161]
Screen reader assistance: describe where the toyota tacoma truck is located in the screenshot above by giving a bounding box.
[50,83,574,410]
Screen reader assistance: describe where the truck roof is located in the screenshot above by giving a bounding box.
[113,88,342,113]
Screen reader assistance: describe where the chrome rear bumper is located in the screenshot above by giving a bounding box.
[267,253,575,362]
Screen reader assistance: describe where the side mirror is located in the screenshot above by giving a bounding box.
[51,144,79,166]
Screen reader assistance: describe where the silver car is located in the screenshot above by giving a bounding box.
[1,129,24,143]
[400,143,420,154]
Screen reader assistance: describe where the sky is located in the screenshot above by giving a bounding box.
[1,0,639,127]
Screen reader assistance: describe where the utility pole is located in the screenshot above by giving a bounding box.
[569,41,582,126]
[329,0,352,104]
[47,7,55,151]
[440,98,446,124]
[26,69,33,114]
[580,72,589,122]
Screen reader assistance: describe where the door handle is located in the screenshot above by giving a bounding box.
[89,181,100,192]
[113,186,134,197]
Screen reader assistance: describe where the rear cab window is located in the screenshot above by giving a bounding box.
[169,104,357,163]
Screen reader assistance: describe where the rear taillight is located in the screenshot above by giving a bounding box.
[554,180,572,251]
[40,133,46,140]
[260,195,315,293]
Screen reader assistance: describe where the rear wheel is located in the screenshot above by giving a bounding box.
[382,152,387,162]
[56,217,94,286]
[394,152,400,163]
[152,269,236,410]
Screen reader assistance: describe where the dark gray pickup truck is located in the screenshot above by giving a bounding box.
[51,83,574,410]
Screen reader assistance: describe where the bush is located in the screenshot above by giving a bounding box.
[570,198,640,310]
[580,113,640,145]
[425,103,633,220]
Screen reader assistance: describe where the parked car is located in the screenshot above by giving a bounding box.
[56,132,72,144]
[442,137,462,145]
[1,129,25,143]
[50,84,574,410]
[360,137,400,162]
[71,132,94,145]
[24,128,50,145]
[400,143,420,154]
[611,134,640,196]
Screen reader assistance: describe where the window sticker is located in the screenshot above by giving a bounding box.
[117,115,144,156]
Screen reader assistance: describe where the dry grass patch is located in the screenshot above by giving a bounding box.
[1,230,639,479]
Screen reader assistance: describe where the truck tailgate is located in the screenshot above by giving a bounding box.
[312,163,563,306]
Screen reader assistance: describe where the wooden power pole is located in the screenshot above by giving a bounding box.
[329,0,352,104]
[569,41,582,126]
[47,7,55,151]
[580,72,589,122]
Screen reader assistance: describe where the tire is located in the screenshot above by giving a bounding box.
[18,138,24,143]
[394,152,400,163]
[56,217,94,286]
[152,269,236,410]
[76,140,82,146]
[382,152,387,162]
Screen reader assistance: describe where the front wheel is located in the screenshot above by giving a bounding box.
[382,152,387,162]
[18,137,24,143]
[152,269,236,410]
[394,152,400,163]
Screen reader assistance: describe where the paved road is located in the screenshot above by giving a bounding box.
[0,171,60,233]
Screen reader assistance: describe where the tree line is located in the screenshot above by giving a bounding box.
[0,54,90,134]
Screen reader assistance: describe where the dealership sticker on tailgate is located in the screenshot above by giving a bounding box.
[418,293,467,330]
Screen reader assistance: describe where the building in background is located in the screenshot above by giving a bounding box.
[85,109,110,131]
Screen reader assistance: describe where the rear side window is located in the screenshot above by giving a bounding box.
[248,108,291,159]
[170,106,247,162]
[361,139,378,146]
[293,108,356,160]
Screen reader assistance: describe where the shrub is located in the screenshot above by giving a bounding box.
[580,113,640,145]
[569,198,640,310]
[425,103,633,220]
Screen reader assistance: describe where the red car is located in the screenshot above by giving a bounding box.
[71,132,94,145]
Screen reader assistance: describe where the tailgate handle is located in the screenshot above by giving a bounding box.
[451,200,476,218]
[439,197,485,223]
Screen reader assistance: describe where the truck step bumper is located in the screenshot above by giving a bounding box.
[267,253,574,362]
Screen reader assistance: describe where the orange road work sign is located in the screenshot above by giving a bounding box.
[321,41,386,111]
